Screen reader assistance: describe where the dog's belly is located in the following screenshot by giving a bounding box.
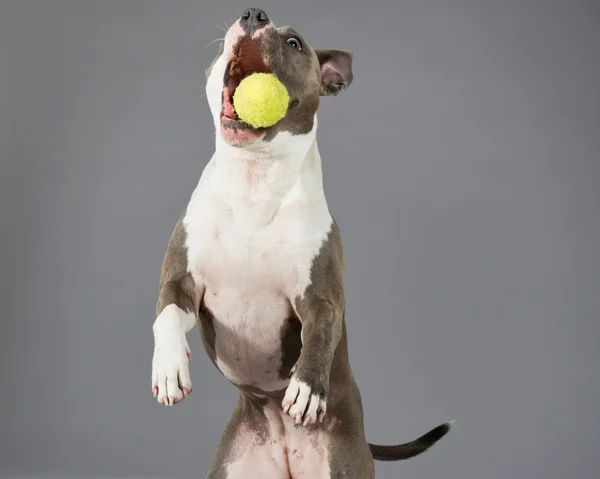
[202,287,301,392]
[194,230,307,392]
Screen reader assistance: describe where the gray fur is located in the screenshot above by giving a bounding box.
[156,210,197,316]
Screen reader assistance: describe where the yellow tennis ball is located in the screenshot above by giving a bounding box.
[233,73,289,128]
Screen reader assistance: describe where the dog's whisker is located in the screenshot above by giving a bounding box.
[205,37,224,50]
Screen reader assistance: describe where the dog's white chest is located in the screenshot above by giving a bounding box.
[183,156,331,389]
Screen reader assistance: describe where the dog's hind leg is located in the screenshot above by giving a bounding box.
[285,379,375,479]
[206,394,289,479]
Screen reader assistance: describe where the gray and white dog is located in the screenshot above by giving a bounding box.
[151,8,452,478]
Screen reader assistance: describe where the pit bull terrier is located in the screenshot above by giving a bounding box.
[151,8,452,478]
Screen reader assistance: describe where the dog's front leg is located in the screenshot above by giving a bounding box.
[151,214,203,406]
[282,222,345,426]
[282,298,343,425]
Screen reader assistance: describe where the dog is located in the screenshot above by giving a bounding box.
[151,8,452,478]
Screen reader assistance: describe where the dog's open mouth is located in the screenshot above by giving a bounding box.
[221,38,271,128]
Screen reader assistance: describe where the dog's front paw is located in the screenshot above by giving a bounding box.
[151,326,192,406]
[282,374,327,426]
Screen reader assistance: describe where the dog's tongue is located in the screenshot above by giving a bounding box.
[223,81,237,120]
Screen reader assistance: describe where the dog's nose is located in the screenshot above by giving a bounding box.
[240,8,270,33]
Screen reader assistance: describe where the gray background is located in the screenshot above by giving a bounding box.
[1,0,599,478]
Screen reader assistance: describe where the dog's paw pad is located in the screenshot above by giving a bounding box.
[282,377,326,425]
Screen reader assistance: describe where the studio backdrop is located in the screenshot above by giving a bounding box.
[1,1,599,478]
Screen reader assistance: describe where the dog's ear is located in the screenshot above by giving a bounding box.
[315,49,353,96]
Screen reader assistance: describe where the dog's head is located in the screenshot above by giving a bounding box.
[205,8,353,149]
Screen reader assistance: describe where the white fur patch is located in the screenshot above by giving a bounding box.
[282,377,326,425]
[183,141,332,391]
[152,304,195,405]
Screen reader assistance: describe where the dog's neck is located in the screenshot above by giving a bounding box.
[208,117,323,205]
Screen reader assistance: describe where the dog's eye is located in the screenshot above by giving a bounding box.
[287,37,302,51]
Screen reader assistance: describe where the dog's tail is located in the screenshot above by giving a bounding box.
[368,420,454,461]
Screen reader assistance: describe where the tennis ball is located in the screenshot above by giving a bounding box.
[233,73,289,128]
